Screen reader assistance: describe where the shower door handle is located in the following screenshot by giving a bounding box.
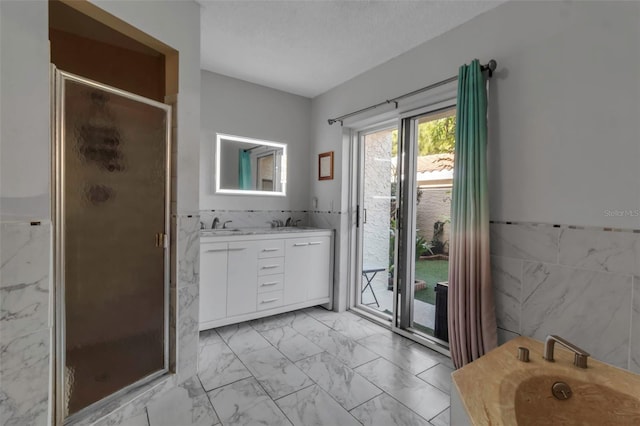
[155,233,168,248]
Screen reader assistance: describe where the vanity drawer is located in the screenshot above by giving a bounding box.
[258,274,284,293]
[258,257,284,275]
[257,240,285,258]
[257,290,284,311]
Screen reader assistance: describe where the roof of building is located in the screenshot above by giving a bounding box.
[416,153,454,173]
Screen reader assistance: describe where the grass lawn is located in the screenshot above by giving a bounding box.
[414,259,449,305]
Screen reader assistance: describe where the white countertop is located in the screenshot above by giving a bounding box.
[200,226,332,240]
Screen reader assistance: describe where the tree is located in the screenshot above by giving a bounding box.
[390,115,456,156]
[418,116,455,155]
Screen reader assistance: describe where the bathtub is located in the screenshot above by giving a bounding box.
[451,336,640,425]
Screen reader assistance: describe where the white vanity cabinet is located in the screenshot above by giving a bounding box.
[284,236,331,304]
[199,230,333,330]
[199,242,228,323]
[306,237,331,300]
[256,239,285,311]
[283,238,312,305]
[226,241,259,317]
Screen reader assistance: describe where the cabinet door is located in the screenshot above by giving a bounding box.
[307,236,331,300]
[284,238,310,305]
[226,241,259,316]
[200,242,228,325]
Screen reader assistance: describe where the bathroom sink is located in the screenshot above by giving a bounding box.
[514,375,640,426]
[451,336,640,425]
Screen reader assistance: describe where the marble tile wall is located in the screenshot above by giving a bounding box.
[0,222,52,426]
[0,214,201,425]
[308,210,342,231]
[0,222,51,342]
[176,215,200,382]
[490,221,640,372]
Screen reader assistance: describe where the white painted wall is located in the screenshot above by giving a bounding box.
[92,0,201,214]
[0,0,201,217]
[200,71,311,211]
[311,0,640,230]
[0,0,51,220]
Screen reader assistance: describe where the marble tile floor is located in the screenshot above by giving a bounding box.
[117,307,453,426]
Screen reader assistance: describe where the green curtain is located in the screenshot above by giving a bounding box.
[239,149,252,190]
[448,59,497,369]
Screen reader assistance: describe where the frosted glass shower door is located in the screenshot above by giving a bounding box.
[54,70,170,420]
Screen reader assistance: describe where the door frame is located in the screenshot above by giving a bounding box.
[350,120,400,323]
[52,67,172,425]
[348,100,457,357]
[395,103,456,349]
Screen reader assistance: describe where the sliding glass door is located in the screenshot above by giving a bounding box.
[354,106,455,349]
[354,124,398,320]
[405,108,455,344]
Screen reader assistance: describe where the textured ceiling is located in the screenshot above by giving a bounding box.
[199,1,504,98]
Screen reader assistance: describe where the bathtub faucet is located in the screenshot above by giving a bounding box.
[543,335,590,369]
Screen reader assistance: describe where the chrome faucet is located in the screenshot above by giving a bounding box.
[211,217,219,229]
[222,220,233,229]
[543,335,590,369]
[285,217,292,227]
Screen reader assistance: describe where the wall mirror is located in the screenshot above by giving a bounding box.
[215,133,287,196]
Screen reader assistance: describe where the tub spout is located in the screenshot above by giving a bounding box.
[543,335,590,368]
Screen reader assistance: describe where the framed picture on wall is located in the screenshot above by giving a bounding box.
[318,151,334,180]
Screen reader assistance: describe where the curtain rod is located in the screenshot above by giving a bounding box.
[327,59,497,126]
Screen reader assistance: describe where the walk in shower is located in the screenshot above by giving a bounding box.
[52,69,171,422]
